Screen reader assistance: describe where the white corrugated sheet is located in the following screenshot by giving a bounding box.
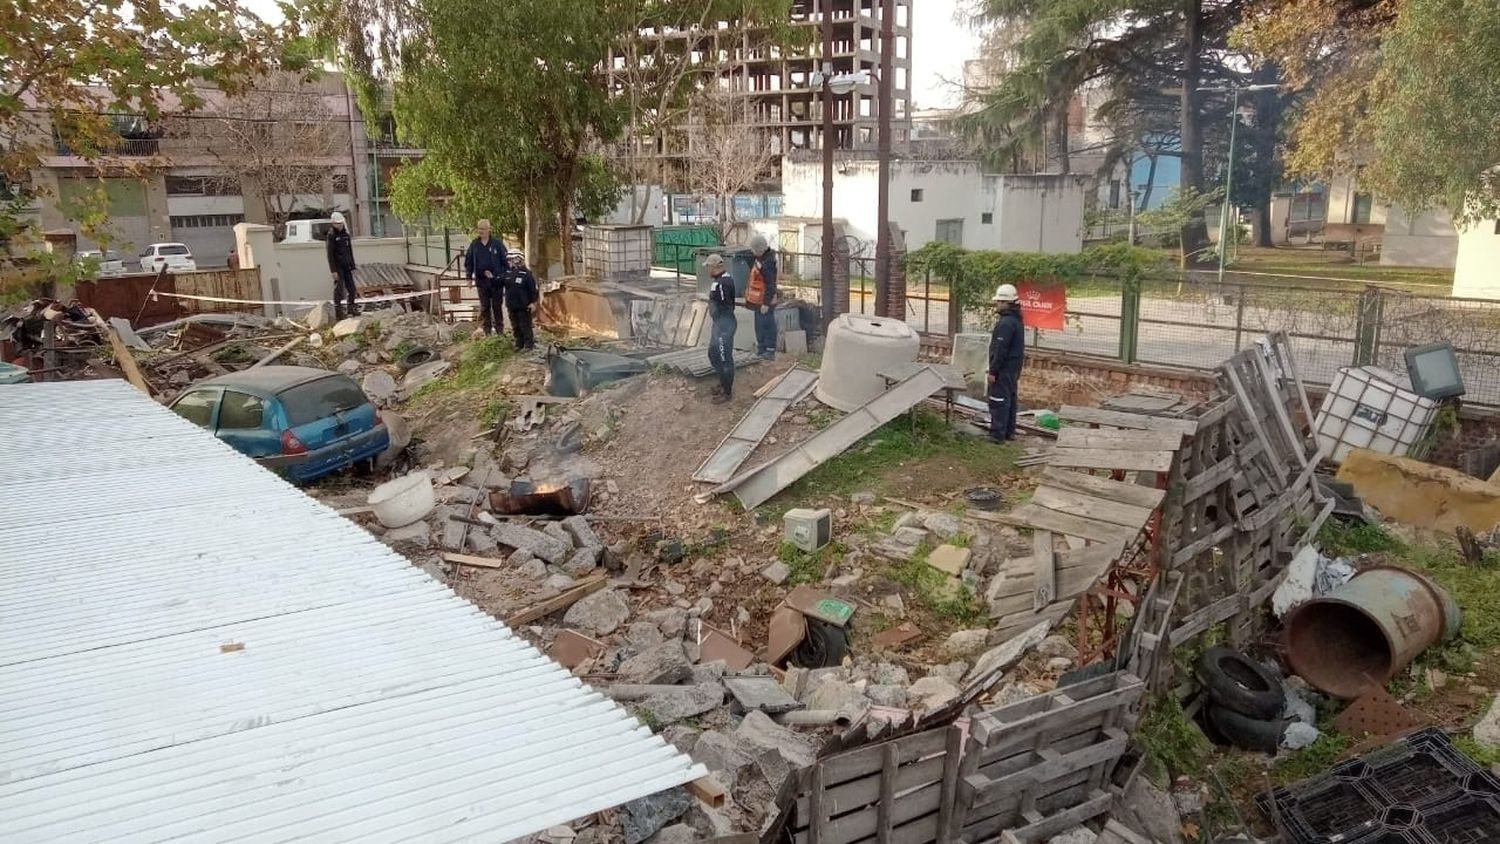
[0,380,705,843]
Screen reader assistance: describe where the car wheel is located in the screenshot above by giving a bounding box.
[1206,703,1286,753]
[1195,646,1284,719]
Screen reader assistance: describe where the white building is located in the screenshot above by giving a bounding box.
[780,156,1088,255]
[1323,171,1459,269]
[1454,219,1500,299]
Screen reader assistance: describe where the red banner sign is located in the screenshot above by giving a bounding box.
[1016,278,1067,331]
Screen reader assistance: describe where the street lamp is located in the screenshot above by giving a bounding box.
[1197,83,1280,284]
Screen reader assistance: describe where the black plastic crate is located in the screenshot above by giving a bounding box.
[1258,729,1492,844]
[1420,794,1500,844]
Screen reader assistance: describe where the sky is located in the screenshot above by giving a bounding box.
[910,0,982,110]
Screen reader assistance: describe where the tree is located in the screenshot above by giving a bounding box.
[685,88,776,239]
[1,0,294,300]
[184,75,351,230]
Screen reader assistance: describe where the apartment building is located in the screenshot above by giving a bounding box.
[26,76,409,267]
[610,0,914,190]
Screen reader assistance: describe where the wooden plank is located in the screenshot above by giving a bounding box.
[971,672,1128,742]
[960,768,1099,841]
[1001,504,1138,545]
[1038,467,1166,510]
[442,552,509,569]
[937,723,964,841]
[808,764,825,844]
[991,602,1074,644]
[1182,452,1247,504]
[819,781,941,844]
[102,323,151,394]
[877,743,897,844]
[1056,427,1184,452]
[1032,530,1056,611]
[819,727,948,786]
[1169,522,1236,567]
[503,574,607,626]
[1100,820,1155,844]
[1251,348,1308,469]
[976,677,1144,759]
[690,775,727,808]
[795,755,946,822]
[1050,447,1175,473]
[1059,405,1198,435]
[967,728,1128,810]
[1273,331,1316,435]
[1030,486,1155,530]
[1003,790,1113,843]
[1170,593,1243,643]
[1222,363,1290,490]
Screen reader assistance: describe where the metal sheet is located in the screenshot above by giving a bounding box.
[717,366,946,509]
[0,380,704,842]
[693,369,819,484]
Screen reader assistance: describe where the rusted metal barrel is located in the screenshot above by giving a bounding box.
[1285,566,1460,698]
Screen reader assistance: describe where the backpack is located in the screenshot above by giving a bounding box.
[745,262,767,306]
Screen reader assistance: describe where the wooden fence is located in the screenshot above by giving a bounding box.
[74,269,262,326]
[791,724,963,844]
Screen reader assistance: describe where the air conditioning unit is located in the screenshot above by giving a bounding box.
[783,508,833,553]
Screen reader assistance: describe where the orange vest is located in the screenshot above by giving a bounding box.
[746,263,767,306]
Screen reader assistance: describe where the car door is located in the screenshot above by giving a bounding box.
[215,389,278,457]
[169,387,222,430]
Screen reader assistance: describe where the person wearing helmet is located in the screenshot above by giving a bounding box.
[704,253,736,403]
[463,219,507,336]
[503,249,540,351]
[744,233,779,359]
[325,211,359,319]
[987,283,1025,442]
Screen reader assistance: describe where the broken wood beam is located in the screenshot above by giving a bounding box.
[1033,530,1056,611]
[688,776,728,808]
[503,574,607,626]
[442,552,509,570]
[249,335,306,369]
[101,321,152,395]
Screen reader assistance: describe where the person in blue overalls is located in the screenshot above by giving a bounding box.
[987,283,1025,442]
[704,253,737,404]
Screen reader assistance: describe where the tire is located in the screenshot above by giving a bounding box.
[790,619,850,669]
[1206,703,1286,754]
[1196,646,1284,719]
[399,347,435,371]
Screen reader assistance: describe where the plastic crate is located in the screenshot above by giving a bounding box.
[1259,730,1493,844]
[1420,793,1500,843]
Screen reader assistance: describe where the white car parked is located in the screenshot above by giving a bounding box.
[140,242,198,273]
[77,249,126,277]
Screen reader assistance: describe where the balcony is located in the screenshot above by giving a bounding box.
[52,136,161,157]
[372,135,426,156]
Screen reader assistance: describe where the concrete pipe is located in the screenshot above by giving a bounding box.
[1285,565,1461,698]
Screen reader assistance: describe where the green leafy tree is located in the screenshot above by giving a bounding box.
[0,0,296,300]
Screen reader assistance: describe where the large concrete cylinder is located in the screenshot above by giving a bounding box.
[1285,566,1460,698]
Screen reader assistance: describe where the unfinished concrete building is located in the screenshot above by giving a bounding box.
[609,0,913,191]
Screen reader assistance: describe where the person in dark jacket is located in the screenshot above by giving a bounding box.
[987,283,1025,442]
[325,211,358,319]
[503,250,540,351]
[745,234,779,359]
[463,218,507,335]
[705,253,737,403]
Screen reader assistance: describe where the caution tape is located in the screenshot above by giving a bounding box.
[148,288,444,307]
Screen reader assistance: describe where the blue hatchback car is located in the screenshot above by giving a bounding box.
[168,366,390,483]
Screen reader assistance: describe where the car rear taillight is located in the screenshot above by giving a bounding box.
[280,429,308,455]
[373,410,383,425]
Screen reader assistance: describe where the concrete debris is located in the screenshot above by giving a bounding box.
[943,629,990,657]
[864,684,908,708]
[621,787,693,844]
[927,544,972,576]
[640,683,724,723]
[1036,635,1080,661]
[627,621,667,649]
[804,676,870,717]
[561,515,605,553]
[563,588,632,636]
[691,731,757,790]
[644,824,696,844]
[691,661,727,684]
[1045,657,1074,672]
[362,370,397,403]
[734,711,818,786]
[401,359,451,393]
[1282,721,1322,750]
[921,512,964,540]
[760,561,791,585]
[965,619,1051,687]
[850,491,877,506]
[493,523,571,564]
[928,662,970,687]
[647,607,689,638]
[1047,828,1098,844]
[1337,448,1500,534]
[724,676,803,715]
[543,574,576,591]
[1115,776,1187,844]
[543,520,575,550]
[619,640,694,685]
[661,724,701,755]
[517,557,549,580]
[561,547,601,576]
[381,521,430,547]
[337,359,362,375]
[908,676,961,710]
[1474,695,1500,750]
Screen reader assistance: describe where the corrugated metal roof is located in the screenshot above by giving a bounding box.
[0,380,705,843]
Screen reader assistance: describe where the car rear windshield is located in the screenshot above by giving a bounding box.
[161,245,190,255]
[279,376,369,426]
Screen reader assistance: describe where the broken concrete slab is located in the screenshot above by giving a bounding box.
[331,315,367,338]
[362,370,397,404]
[543,520,575,550]
[493,523,571,564]
[1338,448,1500,534]
[647,607,689,638]
[543,573,576,591]
[734,711,818,789]
[337,359,361,375]
[645,824,697,844]
[690,731,756,790]
[561,515,605,552]
[782,329,807,356]
[517,557,549,580]
[1474,695,1500,750]
[922,511,964,540]
[943,628,990,657]
[466,529,500,555]
[1037,634,1081,661]
[627,621,667,649]
[927,544,972,576]
[621,787,693,844]
[382,521,430,547]
[908,676,960,710]
[401,359,452,393]
[691,661,727,684]
[661,724,701,755]
[928,661,969,686]
[965,619,1053,687]
[620,640,694,685]
[561,547,601,576]
[805,676,870,717]
[760,561,790,585]
[640,684,725,723]
[724,676,804,715]
[864,684,908,708]
[562,588,632,636]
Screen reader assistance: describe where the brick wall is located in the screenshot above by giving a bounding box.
[1016,349,1500,475]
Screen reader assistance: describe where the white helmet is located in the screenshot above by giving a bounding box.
[992,283,1018,302]
[330,211,346,226]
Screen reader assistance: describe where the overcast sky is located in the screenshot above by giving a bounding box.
[244,0,981,109]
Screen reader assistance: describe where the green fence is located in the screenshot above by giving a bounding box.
[653,225,719,274]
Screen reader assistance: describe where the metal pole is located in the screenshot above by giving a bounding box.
[1218,87,1238,286]
[1126,185,1137,246]
[820,0,836,329]
[874,0,894,317]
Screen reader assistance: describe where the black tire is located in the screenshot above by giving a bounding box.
[790,619,850,669]
[1207,703,1286,754]
[399,346,435,371]
[1196,646,1284,719]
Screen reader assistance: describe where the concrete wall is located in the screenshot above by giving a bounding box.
[1454,219,1500,300]
[606,185,666,227]
[234,223,413,314]
[1381,204,1460,269]
[781,158,1085,255]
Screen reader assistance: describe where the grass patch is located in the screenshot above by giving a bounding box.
[1453,732,1500,768]
[213,344,252,364]
[781,408,1018,501]
[479,399,509,430]
[1271,732,1354,786]
[776,540,845,586]
[1316,521,1404,557]
[408,335,514,404]
[392,339,415,362]
[1136,694,1214,786]
[798,352,823,370]
[885,544,984,625]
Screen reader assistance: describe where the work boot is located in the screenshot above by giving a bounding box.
[334,307,346,321]
[712,392,731,405]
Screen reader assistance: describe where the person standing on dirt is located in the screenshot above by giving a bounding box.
[463,219,507,336]
[326,211,359,320]
[745,234,779,360]
[504,249,540,351]
[705,253,737,404]
[987,283,1025,442]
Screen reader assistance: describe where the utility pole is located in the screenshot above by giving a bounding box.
[816,0,840,329]
[874,0,894,318]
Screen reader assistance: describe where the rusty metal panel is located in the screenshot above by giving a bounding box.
[74,274,180,324]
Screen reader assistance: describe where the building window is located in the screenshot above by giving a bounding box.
[935,218,964,244]
[332,174,350,192]
[170,214,246,229]
[910,189,924,202]
[981,212,994,224]
[1109,180,1122,209]
[165,176,238,196]
[1353,192,1374,225]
